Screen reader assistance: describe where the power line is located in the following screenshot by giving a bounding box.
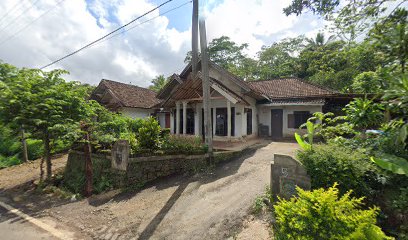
[0,0,41,33]
[40,0,174,70]
[0,0,27,25]
[97,1,191,46]
[0,0,66,46]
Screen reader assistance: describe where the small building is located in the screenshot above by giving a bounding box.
[157,61,344,140]
[90,79,170,129]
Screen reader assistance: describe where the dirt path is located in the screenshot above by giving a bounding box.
[0,154,68,191]
[41,142,298,240]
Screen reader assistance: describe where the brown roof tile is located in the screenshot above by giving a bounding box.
[100,79,161,109]
[248,78,337,99]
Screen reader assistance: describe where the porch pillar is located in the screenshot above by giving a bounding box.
[194,103,200,136]
[182,101,187,135]
[227,100,231,138]
[213,107,216,136]
[176,101,180,135]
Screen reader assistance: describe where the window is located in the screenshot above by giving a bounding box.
[294,111,311,128]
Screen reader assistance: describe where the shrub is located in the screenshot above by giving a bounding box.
[297,143,381,198]
[136,116,161,151]
[26,139,43,160]
[274,184,391,240]
[161,135,206,155]
[344,98,384,130]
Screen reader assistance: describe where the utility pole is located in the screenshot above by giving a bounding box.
[81,122,93,197]
[199,19,213,154]
[191,0,199,76]
[21,126,28,162]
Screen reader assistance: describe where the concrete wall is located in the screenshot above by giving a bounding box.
[119,107,155,119]
[258,105,322,137]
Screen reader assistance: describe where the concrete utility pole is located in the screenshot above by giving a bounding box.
[199,19,213,154]
[191,0,199,76]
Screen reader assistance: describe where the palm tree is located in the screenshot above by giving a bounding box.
[306,32,336,49]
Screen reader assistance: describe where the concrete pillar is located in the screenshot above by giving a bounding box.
[227,100,231,138]
[213,107,216,136]
[176,102,180,135]
[182,101,187,135]
[194,103,200,136]
[241,106,246,136]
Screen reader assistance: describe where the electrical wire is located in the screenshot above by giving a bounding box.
[0,0,66,46]
[96,0,192,46]
[0,0,41,32]
[40,0,175,70]
[0,0,27,25]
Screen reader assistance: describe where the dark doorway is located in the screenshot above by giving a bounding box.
[271,109,283,138]
[186,109,195,134]
[246,108,252,135]
[216,108,228,136]
[165,113,170,128]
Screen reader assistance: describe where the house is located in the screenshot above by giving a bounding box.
[156,61,350,139]
[92,62,352,139]
[90,79,171,129]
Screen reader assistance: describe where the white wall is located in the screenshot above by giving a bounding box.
[119,107,155,119]
[257,105,323,137]
[156,112,167,129]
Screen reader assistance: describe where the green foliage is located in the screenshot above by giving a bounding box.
[149,75,168,92]
[294,132,311,151]
[383,74,408,116]
[274,184,390,240]
[0,154,21,169]
[160,135,206,155]
[371,154,408,176]
[297,143,380,197]
[252,185,273,214]
[344,98,384,130]
[137,116,161,151]
[352,71,383,93]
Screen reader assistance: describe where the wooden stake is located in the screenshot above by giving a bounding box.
[199,19,213,154]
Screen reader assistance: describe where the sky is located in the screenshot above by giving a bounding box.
[0,0,326,87]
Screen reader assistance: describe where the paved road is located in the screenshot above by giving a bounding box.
[0,205,56,240]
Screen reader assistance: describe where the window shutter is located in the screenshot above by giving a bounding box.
[288,114,295,128]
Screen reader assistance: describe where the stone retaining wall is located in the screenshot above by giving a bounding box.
[64,149,241,190]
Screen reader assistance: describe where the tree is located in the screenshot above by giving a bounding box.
[369,8,408,73]
[184,36,254,79]
[352,71,383,93]
[0,67,88,181]
[284,0,406,42]
[149,75,167,92]
[306,32,335,49]
[257,36,306,79]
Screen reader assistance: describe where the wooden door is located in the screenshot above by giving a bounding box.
[165,113,170,128]
[271,109,283,138]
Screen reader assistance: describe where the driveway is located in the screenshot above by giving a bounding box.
[1,141,298,240]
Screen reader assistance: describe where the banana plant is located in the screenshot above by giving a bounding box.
[295,121,315,151]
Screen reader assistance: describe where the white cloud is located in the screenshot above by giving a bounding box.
[0,0,325,87]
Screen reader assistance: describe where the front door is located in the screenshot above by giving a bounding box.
[271,109,283,138]
[216,108,228,136]
[165,113,170,128]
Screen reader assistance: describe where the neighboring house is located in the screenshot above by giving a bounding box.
[93,62,353,140]
[90,79,170,129]
[157,61,352,139]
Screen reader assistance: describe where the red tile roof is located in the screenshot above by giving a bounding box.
[248,78,337,99]
[100,79,161,109]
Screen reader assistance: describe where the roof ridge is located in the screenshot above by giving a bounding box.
[101,78,156,93]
